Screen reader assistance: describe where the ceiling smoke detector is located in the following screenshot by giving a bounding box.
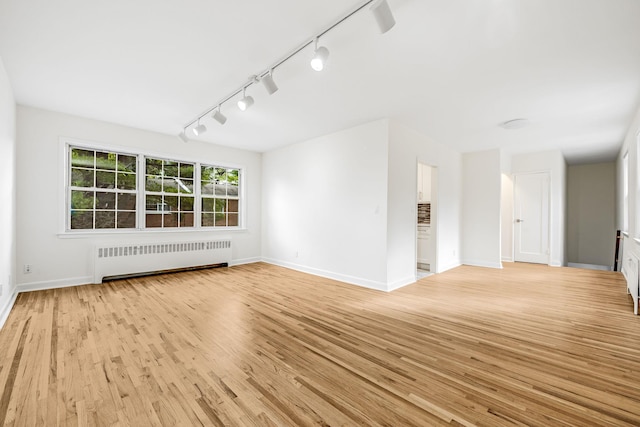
[499,118,530,130]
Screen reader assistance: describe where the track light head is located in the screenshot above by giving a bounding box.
[178,131,189,143]
[212,107,227,125]
[370,0,396,34]
[238,88,254,111]
[261,72,278,95]
[192,122,207,136]
[311,43,329,71]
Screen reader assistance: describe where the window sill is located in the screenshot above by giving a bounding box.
[58,227,248,239]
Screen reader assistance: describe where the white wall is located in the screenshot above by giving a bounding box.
[0,57,16,327]
[567,162,616,267]
[511,150,567,267]
[261,120,390,290]
[461,149,502,268]
[388,120,462,275]
[15,106,262,291]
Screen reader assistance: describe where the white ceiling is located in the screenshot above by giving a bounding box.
[1,0,639,163]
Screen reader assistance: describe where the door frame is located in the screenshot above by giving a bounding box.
[416,162,438,274]
[512,171,551,265]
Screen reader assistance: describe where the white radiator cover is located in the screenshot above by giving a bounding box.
[622,252,639,315]
[93,239,231,283]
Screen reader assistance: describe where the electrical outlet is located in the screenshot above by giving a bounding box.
[23,264,32,274]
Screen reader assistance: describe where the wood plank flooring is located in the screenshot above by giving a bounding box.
[0,262,639,426]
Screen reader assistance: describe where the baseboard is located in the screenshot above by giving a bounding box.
[0,291,18,330]
[16,276,94,293]
[229,257,261,267]
[567,262,612,271]
[387,276,417,292]
[262,258,388,292]
[501,257,514,263]
[462,259,503,269]
[437,260,461,273]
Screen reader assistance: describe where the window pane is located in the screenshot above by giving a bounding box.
[71,168,93,188]
[71,191,94,210]
[95,211,115,229]
[146,175,162,192]
[117,211,136,229]
[96,151,117,170]
[201,180,214,195]
[180,163,194,178]
[215,198,226,213]
[227,169,239,185]
[71,148,94,168]
[215,213,226,226]
[227,183,239,197]
[180,213,194,227]
[202,198,214,212]
[164,161,178,177]
[215,182,226,196]
[96,171,115,189]
[117,154,136,173]
[228,213,238,227]
[201,166,214,181]
[178,178,193,194]
[228,199,238,213]
[163,177,179,193]
[145,213,163,228]
[202,213,214,227]
[117,172,136,190]
[96,192,116,210]
[164,195,178,211]
[117,193,136,210]
[70,210,93,229]
[164,212,178,227]
[215,168,226,183]
[146,194,162,210]
[146,158,162,175]
[180,196,194,212]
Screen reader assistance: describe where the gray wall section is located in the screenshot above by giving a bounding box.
[567,162,616,267]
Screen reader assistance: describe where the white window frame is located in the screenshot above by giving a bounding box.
[59,137,245,235]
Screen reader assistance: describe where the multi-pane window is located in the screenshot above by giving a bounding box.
[66,143,242,232]
[145,158,195,228]
[201,165,239,227]
[69,148,137,230]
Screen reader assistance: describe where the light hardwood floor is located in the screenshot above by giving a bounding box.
[0,262,639,426]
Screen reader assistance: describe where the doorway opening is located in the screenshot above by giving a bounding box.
[416,163,437,278]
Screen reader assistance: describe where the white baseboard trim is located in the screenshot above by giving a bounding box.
[387,276,417,292]
[549,260,563,267]
[16,276,94,293]
[262,258,389,292]
[501,257,514,262]
[462,259,503,269]
[437,260,461,273]
[0,291,18,330]
[229,257,261,267]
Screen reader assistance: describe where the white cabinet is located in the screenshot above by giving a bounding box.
[417,226,431,264]
[417,164,431,203]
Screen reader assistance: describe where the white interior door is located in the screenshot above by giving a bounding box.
[514,172,550,264]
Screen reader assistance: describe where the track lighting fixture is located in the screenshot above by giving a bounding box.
[311,38,329,71]
[180,0,397,134]
[192,119,206,136]
[261,71,279,95]
[178,131,189,143]
[211,106,227,125]
[370,0,396,34]
[237,87,254,111]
